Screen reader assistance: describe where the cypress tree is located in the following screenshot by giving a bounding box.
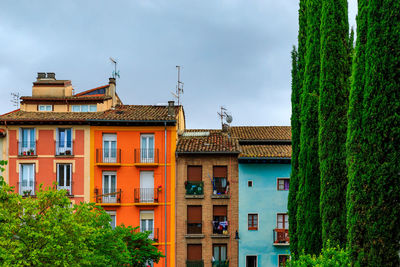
[318,0,350,248]
[296,0,322,255]
[358,0,400,265]
[346,0,369,265]
[288,0,307,257]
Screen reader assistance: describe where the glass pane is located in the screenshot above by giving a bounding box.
[30,129,35,149]
[111,175,116,192]
[110,215,116,229]
[39,105,45,111]
[72,105,80,112]
[21,165,27,185]
[221,246,227,260]
[59,130,65,147]
[214,246,220,261]
[104,141,109,157]
[141,136,147,150]
[111,141,116,158]
[81,105,88,112]
[89,105,97,112]
[66,165,71,187]
[103,175,109,193]
[46,105,51,111]
[284,180,290,190]
[66,129,72,147]
[58,165,64,186]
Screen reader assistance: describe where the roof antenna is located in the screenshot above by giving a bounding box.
[10,92,20,109]
[109,57,120,79]
[172,65,184,105]
[218,106,233,129]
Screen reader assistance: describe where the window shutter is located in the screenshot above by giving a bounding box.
[213,166,227,178]
[187,244,202,260]
[187,166,202,182]
[213,205,227,216]
[187,206,202,221]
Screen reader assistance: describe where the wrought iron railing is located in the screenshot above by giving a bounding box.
[134,188,159,203]
[212,220,229,235]
[186,260,204,267]
[18,181,36,196]
[212,260,229,267]
[18,141,37,156]
[55,141,73,156]
[273,228,290,244]
[94,188,122,204]
[187,220,203,234]
[96,148,121,163]
[185,181,204,195]
[134,148,159,163]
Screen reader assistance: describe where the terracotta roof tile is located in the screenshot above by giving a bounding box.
[240,144,291,158]
[177,130,240,153]
[230,126,291,141]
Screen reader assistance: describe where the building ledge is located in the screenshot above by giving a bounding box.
[185,194,204,199]
[211,194,230,199]
[211,234,230,239]
[55,154,75,158]
[133,163,160,167]
[132,202,161,206]
[185,234,205,239]
[95,163,122,167]
[17,155,38,158]
[273,242,290,246]
[95,203,122,207]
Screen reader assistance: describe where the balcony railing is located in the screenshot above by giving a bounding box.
[18,181,36,196]
[187,220,203,234]
[18,141,37,156]
[96,148,121,164]
[134,188,159,203]
[134,148,159,164]
[187,260,204,267]
[212,260,229,267]
[273,228,290,244]
[94,188,122,204]
[212,220,229,235]
[55,141,73,156]
[185,181,204,195]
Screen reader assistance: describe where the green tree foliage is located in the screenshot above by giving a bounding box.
[318,0,350,248]
[0,163,163,266]
[296,0,322,255]
[289,0,307,258]
[346,0,369,265]
[288,246,350,267]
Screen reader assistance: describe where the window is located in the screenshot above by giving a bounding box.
[213,205,228,235]
[140,210,155,239]
[103,134,117,163]
[106,211,116,229]
[140,134,155,163]
[38,105,52,111]
[213,244,227,262]
[139,171,155,202]
[246,256,257,267]
[19,164,35,195]
[187,244,202,262]
[102,172,117,203]
[187,206,202,234]
[278,255,290,267]
[57,164,72,193]
[277,213,289,229]
[186,166,203,195]
[213,166,229,195]
[71,105,97,112]
[19,128,35,155]
[277,178,290,191]
[57,128,72,155]
[248,180,253,187]
[248,214,258,230]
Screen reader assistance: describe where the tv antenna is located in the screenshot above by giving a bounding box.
[10,92,20,109]
[109,57,120,79]
[217,106,233,126]
[171,65,184,105]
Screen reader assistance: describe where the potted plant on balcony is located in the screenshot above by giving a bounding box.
[65,150,71,155]
[157,185,162,192]
[66,189,71,196]
[23,190,32,197]
[23,151,27,156]
[28,149,34,156]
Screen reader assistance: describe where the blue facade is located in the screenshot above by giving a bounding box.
[238,162,291,267]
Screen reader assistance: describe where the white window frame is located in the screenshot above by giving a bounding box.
[106,210,117,229]
[19,163,35,195]
[140,210,155,239]
[38,105,52,111]
[57,163,72,193]
[71,105,97,112]
[246,255,258,267]
[102,171,117,203]
[19,128,36,155]
[140,134,155,163]
[102,134,117,163]
[57,128,73,155]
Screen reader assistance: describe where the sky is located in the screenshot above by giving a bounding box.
[0,0,357,129]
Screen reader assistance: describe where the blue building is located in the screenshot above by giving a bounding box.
[230,126,291,267]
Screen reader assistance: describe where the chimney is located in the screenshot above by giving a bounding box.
[168,101,175,117]
[222,123,229,133]
[32,72,72,97]
[37,72,46,80]
[108,78,116,108]
[47,72,56,79]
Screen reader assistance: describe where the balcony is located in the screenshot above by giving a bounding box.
[18,141,37,157]
[211,179,230,199]
[134,188,160,204]
[211,220,229,238]
[55,141,73,156]
[185,181,204,198]
[139,227,159,242]
[96,148,121,165]
[186,260,204,267]
[134,148,159,165]
[94,188,122,205]
[212,260,229,267]
[186,220,204,238]
[18,181,36,196]
[273,228,290,246]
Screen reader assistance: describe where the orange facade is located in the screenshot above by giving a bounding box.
[91,126,177,267]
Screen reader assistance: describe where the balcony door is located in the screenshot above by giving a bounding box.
[103,172,116,203]
[57,128,72,155]
[140,210,154,239]
[103,134,117,163]
[213,244,227,262]
[140,171,154,202]
[57,164,72,192]
[140,134,154,163]
[20,164,35,195]
[20,128,35,154]
[277,213,289,230]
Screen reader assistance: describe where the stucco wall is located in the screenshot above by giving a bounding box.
[238,163,291,267]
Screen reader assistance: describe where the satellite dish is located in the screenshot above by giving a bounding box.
[226,115,233,123]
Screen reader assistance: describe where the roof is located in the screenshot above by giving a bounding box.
[176,130,240,154]
[20,96,110,102]
[230,126,291,141]
[75,85,108,96]
[0,105,181,125]
[240,144,291,158]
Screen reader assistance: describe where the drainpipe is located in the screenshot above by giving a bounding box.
[164,121,167,267]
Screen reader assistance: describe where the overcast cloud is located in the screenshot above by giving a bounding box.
[0,0,357,129]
